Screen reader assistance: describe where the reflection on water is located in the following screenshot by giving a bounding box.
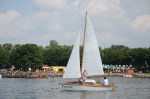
[79,91,110,99]
[80,91,86,99]
[105,92,109,99]
[0,77,150,99]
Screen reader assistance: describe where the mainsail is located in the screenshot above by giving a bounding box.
[82,15,104,76]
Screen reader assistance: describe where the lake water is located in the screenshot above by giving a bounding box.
[0,77,150,99]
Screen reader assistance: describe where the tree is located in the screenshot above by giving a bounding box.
[3,43,13,52]
[0,41,149,72]
[43,43,72,66]
[45,40,59,50]
[10,44,43,71]
[0,47,10,69]
[130,48,149,71]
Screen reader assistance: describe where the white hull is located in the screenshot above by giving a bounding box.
[60,82,113,91]
[0,74,2,78]
[123,75,133,77]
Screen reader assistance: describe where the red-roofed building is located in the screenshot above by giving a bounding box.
[42,65,50,71]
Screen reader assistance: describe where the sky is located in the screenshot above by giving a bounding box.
[0,0,150,48]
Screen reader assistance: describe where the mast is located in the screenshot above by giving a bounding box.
[81,11,88,75]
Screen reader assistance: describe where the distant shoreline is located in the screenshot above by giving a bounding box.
[104,73,150,78]
[133,73,150,78]
[85,73,150,78]
[1,72,150,78]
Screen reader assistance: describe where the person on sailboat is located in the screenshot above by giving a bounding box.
[80,70,88,83]
[103,76,109,86]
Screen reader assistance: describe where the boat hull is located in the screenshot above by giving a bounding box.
[60,82,113,91]
[123,75,133,77]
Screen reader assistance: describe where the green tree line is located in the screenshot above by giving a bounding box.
[0,40,149,72]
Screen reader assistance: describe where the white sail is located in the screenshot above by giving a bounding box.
[63,33,81,78]
[82,15,104,76]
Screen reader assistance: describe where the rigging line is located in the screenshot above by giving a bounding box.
[109,80,118,88]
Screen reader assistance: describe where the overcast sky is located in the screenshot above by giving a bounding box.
[0,0,150,48]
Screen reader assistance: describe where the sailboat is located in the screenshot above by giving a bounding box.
[60,12,115,91]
